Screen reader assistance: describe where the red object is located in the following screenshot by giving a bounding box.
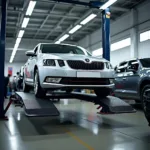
[8,67,13,75]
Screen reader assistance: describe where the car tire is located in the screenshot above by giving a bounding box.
[23,77,30,93]
[141,85,150,125]
[34,71,46,98]
[94,88,110,98]
[66,89,73,93]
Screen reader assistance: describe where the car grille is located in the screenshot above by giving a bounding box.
[67,60,104,70]
[60,78,109,85]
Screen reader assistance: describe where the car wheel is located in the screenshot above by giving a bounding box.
[34,71,46,98]
[94,88,110,98]
[23,77,30,93]
[66,89,73,93]
[141,85,150,125]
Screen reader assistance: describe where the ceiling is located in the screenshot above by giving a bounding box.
[0,0,146,62]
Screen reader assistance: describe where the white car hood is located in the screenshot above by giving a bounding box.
[40,53,108,62]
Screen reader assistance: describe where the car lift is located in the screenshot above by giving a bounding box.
[0,0,135,119]
[3,91,135,117]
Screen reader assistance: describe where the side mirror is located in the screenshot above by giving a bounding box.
[26,51,36,57]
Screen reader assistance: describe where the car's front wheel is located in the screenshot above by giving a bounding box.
[94,88,110,98]
[23,77,30,93]
[141,85,150,125]
[34,71,46,98]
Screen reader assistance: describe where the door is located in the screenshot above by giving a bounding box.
[114,61,128,98]
[123,60,140,99]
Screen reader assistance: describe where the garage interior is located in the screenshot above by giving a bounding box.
[1,0,150,150]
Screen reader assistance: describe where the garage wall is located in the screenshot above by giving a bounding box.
[78,0,150,66]
[4,63,24,76]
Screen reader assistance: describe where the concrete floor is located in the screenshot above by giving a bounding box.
[0,98,150,150]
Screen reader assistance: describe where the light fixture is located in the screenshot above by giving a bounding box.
[18,30,25,38]
[16,38,22,45]
[9,0,37,63]
[59,34,69,42]
[80,14,97,25]
[100,0,117,10]
[9,55,14,63]
[69,25,82,34]
[26,1,36,16]
[55,41,61,44]
[21,18,30,28]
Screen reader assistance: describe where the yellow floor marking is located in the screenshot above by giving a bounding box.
[66,131,95,150]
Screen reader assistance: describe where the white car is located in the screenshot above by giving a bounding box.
[23,43,114,98]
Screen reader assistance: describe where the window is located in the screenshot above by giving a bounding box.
[41,44,85,55]
[127,60,139,71]
[140,58,150,68]
[111,38,131,51]
[116,61,128,73]
[92,48,103,56]
[34,46,38,55]
[140,30,150,42]
[92,38,131,56]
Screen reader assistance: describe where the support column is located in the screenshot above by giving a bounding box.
[0,0,7,118]
[130,9,138,58]
[102,8,111,61]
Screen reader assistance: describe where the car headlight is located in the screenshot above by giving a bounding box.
[43,59,56,66]
[105,62,113,69]
[58,60,65,67]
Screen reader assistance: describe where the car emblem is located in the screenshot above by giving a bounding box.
[85,58,90,63]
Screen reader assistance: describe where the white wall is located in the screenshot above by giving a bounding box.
[4,62,24,76]
[78,0,150,66]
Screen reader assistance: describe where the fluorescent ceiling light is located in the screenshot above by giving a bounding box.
[59,34,69,42]
[18,30,25,38]
[16,38,22,45]
[80,14,97,25]
[100,0,117,10]
[9,55,15,63]
[26,1,36,16]
[55,41,61,44]
[22,18,30,28]
[69,25,82,34]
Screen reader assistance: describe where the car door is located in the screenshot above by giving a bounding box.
[114,61,128,98]
[123,60,140,99]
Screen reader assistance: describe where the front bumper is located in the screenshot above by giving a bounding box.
[38,66,114,89]
[41,82,114,89]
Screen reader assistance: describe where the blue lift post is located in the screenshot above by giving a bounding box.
[0,0,7,119]
[102,8,111,61]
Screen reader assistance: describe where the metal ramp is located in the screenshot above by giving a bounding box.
[71,93,136,114]
[15,92,60,117]
[46,92,135,114]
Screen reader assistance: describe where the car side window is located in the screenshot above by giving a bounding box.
[127,60,139,72]
[34,46,38,55]
[116,62,128,73]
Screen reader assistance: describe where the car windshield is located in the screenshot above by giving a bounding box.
[140,58,150,68]
[41,44,86,55]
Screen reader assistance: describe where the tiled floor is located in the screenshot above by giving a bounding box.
[0,98,150,150]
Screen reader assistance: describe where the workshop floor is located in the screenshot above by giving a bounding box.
[0,98,150,150]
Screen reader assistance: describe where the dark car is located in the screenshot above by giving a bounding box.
[114,58,150,125]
